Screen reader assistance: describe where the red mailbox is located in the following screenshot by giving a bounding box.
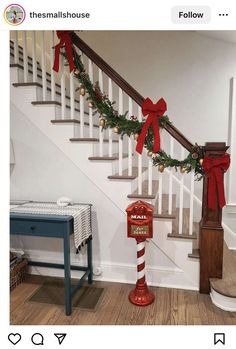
[126,200,154,239]
[126,200,155,306]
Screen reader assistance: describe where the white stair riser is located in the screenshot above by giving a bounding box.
[210,289,236,312]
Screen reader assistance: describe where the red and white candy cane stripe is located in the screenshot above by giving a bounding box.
[137,240,146,284]
[129,238,155,306]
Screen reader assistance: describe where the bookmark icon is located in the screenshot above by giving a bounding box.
[54,333,67,345]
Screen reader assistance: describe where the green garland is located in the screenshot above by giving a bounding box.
[64,48,204,179]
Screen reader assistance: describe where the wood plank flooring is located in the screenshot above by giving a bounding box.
[10,275,236,325]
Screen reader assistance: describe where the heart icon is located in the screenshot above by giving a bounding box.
[8,333,22,345]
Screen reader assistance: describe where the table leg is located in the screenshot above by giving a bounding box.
[87,238,93,284]
[63,229,72,316]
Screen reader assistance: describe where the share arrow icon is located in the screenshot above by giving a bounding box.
[54,333,67,345]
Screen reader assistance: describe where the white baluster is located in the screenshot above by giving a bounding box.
[80,53,85,136]
[31,31,37,82]
[70,73,75,119]
[88,59,94,137]
[148,158,153,196]
[118,88,123,174]
[50,31,55,100]
[22,31,28,83]
[128,97,133,176]
[189,171,195,235]
[158,170,163,214]
[108,78,113,157]
[13,31,19,64]
[168,138,174,215]
[138,107,142,195]
[99,69,104,155]
[79,87,84,134]
[60,55,66,119]
[178,148,185,235]
[41,32,47,101]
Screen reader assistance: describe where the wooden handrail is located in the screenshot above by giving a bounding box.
[71,32,194,152]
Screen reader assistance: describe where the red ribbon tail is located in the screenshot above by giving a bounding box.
[64,41,75,72]
[52,44,61,72]
[152,117,160,153]
[136,116,152,154]
[215,168,226,208]
[208,170,217,210]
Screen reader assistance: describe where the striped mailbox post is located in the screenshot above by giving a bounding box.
[126,200,155,306]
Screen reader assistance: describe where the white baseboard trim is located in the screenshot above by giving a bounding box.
[226,204,236,213]
[210,289,236,312]
[27,254,199,291]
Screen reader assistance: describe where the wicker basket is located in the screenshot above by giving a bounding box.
[10,258,28,291]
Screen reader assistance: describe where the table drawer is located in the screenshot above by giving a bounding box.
[10,219,65,237]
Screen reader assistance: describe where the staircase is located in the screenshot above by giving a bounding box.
[9,31,236,310]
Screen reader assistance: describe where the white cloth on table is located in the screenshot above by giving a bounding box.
[56,196,73,207]
[10,202,92,251]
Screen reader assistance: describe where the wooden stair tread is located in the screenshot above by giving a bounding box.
[127,180,158,199]
[167,232,197,240]
[89,154,128,161]
[32,101,61,106]
[153,194,177,219]
[210,243,236,298]
[108,167,147,180]
[51,120,99,128]
[70,138,118,143]
[13,82,42,88]
[188,249,200,259]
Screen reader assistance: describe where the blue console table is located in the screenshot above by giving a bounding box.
[10,209,93,316]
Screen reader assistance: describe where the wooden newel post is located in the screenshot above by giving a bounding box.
[199,142,229,293]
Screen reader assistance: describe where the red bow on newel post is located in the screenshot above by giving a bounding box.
[136,98,167,155]
[53,31,75,73]
[202,153,230,210]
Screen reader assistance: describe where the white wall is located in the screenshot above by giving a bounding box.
[227,77,236,207]
[79,31,236,146]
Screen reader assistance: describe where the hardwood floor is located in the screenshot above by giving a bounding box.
[10,275,236,325]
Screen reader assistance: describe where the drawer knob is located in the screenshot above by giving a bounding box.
[30,226,36,230]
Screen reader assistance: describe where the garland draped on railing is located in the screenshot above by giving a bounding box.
[53,31,205,179]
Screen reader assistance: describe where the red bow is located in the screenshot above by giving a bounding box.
[202,154,230,210]
[53,31,75,73]
[136,98,167,155]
